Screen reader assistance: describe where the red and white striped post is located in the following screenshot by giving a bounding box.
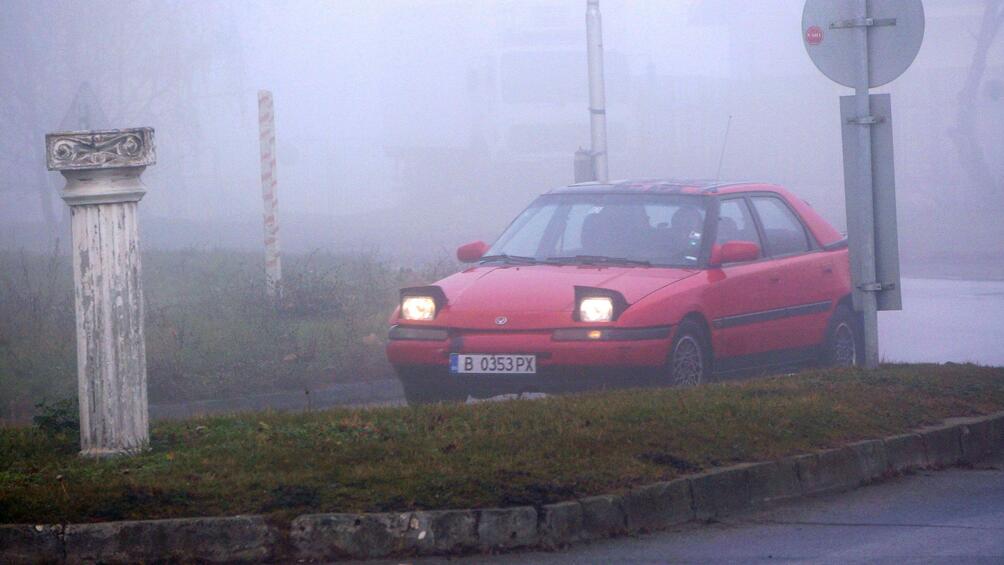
[258,90,283,299]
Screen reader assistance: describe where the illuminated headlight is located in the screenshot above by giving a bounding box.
[579,297,614,323]
[401,296,436,320]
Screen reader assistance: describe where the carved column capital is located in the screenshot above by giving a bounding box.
[45,128,156,206]
[46,128,155,171]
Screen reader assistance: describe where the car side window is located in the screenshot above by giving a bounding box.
[750,196,810,256]
[716,198,761,248]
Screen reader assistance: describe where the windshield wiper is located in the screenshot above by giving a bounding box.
[546,255,651,267]
[479,253,539,264]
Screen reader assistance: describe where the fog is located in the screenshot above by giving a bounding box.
[2,0,1003,268]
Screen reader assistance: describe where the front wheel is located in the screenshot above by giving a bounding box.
[668,320,711,387]
[822,305,861,367]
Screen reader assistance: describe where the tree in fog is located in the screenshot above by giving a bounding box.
[0,3,59,230]
[0,0,250,233]
[952,0,1004,192]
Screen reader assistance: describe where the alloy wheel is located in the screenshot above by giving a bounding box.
[672,335,704,386]
[833,322,857,367]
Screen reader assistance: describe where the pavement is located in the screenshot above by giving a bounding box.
[388,456,1004,565]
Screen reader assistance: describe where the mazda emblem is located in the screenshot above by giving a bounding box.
[495,316,508,326]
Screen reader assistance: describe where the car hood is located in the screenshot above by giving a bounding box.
[434,264,698,329]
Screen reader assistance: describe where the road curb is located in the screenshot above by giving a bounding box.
[883,432,926,472]
[4,410,1003,563]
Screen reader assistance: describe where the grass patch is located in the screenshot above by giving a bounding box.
[2,363,1003,524]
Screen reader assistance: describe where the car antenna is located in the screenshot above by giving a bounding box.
[715,114,732,181]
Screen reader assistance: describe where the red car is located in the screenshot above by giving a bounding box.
[387,179,860,404]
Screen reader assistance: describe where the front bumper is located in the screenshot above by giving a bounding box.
[386,325,672,369]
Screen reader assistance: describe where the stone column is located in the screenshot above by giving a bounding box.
[45,128,155,458]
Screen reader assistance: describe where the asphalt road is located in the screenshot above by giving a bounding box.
[148,378,405,420]
[880,277,1004,366]
[394,456,1004,565]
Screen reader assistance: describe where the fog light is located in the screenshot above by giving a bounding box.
[587,330,603,340]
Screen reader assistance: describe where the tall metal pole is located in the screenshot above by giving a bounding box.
[852,0,880,368]
[586,0,609,182]
[258,90,283,299]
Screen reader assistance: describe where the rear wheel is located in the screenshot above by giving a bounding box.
[668,320,711,387]
[822,305,861,367]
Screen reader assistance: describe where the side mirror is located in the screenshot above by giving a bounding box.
[456,240,489,263]
[709,240,760,267]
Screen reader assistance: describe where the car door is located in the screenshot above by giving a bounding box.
[702,197,776,362]
[748,195,833,354]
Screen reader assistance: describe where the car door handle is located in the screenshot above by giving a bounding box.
[822,266,834,275]
[769,276,781,284]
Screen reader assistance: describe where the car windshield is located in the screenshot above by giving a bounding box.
[484,193,708,267]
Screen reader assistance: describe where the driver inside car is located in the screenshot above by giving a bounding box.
[579,204,651,258]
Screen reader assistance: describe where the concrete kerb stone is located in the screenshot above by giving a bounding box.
[0,524,64,565]
[578,494,627,539]
[539,501,584,548]
[956,417,996,465]
[292,513,383,561]
[991,411,1004,450]
[63,515,276,564]
[795,446,864,495]
[883,433,927,472]
[847,439,889,483]
[690,464,753,520]
[920,423,963,468]
[291,509,480,560]
[419,509,479,554]
[476,506,538,550]
[621,479,693,532]
[747,457,802,507]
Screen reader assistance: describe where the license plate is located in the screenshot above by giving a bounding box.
[450,354,536,374]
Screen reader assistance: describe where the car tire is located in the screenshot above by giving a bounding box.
[396,368,465,405]
[822,305,861,367]
[668,320,711,387]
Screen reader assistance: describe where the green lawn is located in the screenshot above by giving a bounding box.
[2,363,1003,525]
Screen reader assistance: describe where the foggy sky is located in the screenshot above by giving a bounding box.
[1,0,1002,264]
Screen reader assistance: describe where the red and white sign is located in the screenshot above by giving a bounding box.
[805,25,824,46]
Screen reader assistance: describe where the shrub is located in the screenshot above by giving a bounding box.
[32,397,79,436]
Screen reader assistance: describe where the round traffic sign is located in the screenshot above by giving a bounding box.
[802,0,925,88]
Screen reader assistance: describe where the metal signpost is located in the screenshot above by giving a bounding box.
[802,0,924,368]
[585,0,608,183]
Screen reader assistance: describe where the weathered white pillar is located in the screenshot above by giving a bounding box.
[45,128,155,458]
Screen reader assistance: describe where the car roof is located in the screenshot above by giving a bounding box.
[546,178,780,196]
[546,179,846,247]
